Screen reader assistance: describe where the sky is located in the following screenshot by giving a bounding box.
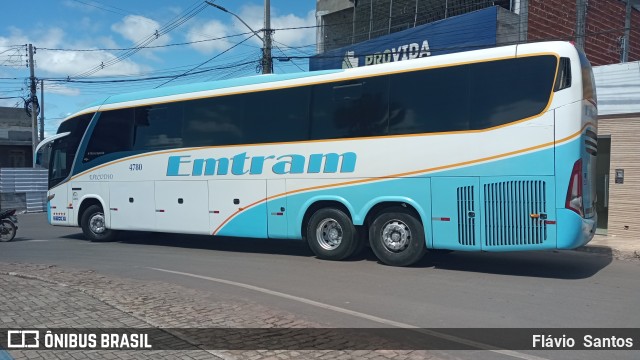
[0,0,317,137]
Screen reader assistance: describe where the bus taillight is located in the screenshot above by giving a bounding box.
[566,159,584,217]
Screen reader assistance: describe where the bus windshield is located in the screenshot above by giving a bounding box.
[48,113,93,189]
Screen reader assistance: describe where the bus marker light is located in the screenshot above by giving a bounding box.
[530,214,540,219]
[544,220,556,225]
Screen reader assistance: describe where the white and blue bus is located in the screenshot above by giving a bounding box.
[36,41,597,266]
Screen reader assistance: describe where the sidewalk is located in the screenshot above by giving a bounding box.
[0,263,440,360]
[576,234,640,261]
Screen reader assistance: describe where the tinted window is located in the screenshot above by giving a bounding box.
[183,88,310,147]
[49,113,93,188]
[554,57,572,91]
[388,56,557,135]
[183,95,246,147]
[469,56,557,128]
[83,109,134,163]
[243,87,310,144]
[133,103,184,150]
[389,65,469,135]
[311,76,389,139]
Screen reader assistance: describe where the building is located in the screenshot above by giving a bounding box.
[314,0,640,238]
[313,0,640,70]
[0,106,33,168]
[593,61,640,238]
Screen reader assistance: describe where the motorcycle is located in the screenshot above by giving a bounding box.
[0,209,18,242]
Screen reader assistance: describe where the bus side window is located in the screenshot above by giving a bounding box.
[83,109,134,163]
[311,77,389,140]
[133,103,184,150]
[554,57,572,91]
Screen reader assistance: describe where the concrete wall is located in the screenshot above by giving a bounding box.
[598,116,640,239]
[0,107,32,146]
[0,107,33,167]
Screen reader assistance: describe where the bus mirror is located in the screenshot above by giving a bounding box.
[34,143,51,169]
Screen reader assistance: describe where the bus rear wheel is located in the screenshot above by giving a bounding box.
[81,204,118,242]
[369,207,426,266]
[306,207,358,261]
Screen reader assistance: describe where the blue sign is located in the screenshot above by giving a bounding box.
[310,6,498,71]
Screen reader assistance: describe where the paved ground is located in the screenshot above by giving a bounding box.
[578,235,640,261]
[1,213,639,360]
[0,264,439,360]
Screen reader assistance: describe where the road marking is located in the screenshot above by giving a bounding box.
[148,267,549,360]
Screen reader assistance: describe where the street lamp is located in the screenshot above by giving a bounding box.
[205,1,273,74]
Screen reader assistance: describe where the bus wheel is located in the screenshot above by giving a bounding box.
[306,208,357,261]
[369,207,426,266]
[81,205,117,242]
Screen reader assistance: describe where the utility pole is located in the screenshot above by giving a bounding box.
[39,79,44,141]
[622,0,632,62]
[205,1,273,74]
[28,44,38,167]
[263,0,273,74]
[575,0,586,50]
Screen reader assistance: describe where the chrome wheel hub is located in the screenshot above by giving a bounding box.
[316,218,343,250]
[89,213,106,234]
[381,220,411,252]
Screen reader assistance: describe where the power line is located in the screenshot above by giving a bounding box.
[70,1,209,79]
[38,31,255,52]
[44,59,258,84]
[155,34,257,88]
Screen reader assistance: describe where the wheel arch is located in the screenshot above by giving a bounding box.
[299,197,355,239]
[77,196,107,227]
[361,198,430,247]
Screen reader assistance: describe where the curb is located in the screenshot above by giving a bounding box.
[575,245,640,262]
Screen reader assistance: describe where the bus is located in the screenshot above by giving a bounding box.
[36,41,597,267]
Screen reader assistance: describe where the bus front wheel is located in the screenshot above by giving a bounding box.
[369,207,426,266]
[81,205,118,242]
[306,208,358,261]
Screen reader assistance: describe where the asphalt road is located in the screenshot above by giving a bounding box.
[2,213,639,360]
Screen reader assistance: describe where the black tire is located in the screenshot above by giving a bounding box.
[306,207,358,261]
[369,207,426,266]
[0,220,16,242]
[81,204,118,242]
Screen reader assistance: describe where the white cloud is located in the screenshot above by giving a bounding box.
[235,6,316,47]
[0,26,147,77]
[186,20,232,54]
[112,15,171,46]
[45,85,81,96]
[186,6,315,54]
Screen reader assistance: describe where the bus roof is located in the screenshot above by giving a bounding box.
[102,69,342,106]
[61,41,579,123]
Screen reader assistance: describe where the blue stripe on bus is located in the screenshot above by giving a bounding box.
[217,141,590,251]
[100,70,343,106]
[0,349,13,360]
